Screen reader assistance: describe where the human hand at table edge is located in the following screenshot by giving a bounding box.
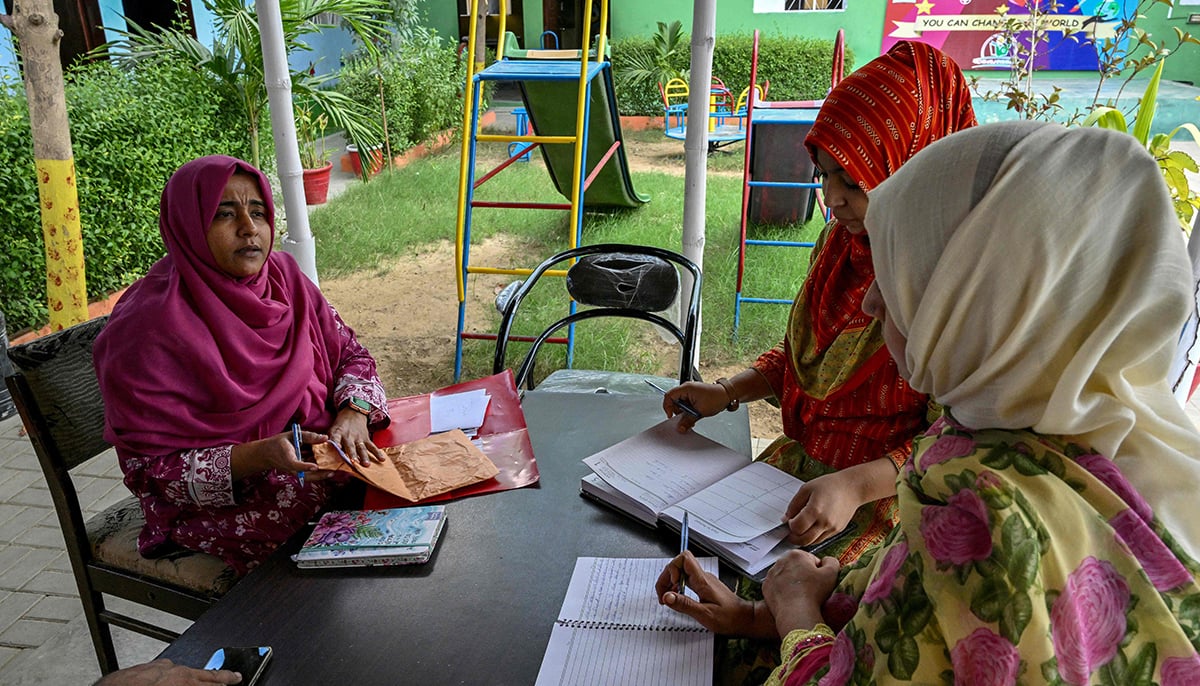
[655,551,778,639]
[231,429,325,481]
[329,408,388,466]
[762,550,839,637]
[93,658,241,686]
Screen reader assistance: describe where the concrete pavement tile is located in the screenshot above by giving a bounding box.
[0,505,25,528]
[27,595,83,622]
[0,545,36,576]
[0,617,70,648]
[0,591,41,633]
[0,441,38,472]
[0,416,25,438]
[21,569,77,597]
[0,507,53,545]
[0,612,174,686]
[76,451,119,478]
[0,472,40,502]
[77,478,123,513]
[47,551,74,573]
[8,483,53,508]
[0,548,59,590]
[0,645,19,671]
[16,525,66,551]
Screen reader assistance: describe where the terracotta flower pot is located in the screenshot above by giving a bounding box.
[346,144,384,176]
[302,162,334,205]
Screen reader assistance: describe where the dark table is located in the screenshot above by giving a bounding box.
[159,388,751,685]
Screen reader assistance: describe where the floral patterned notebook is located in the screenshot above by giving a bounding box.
[293,506,447,568]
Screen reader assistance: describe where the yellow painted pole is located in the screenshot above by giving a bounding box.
[2,2,87,329]
[454,0,483,303]
[37,159,87,326]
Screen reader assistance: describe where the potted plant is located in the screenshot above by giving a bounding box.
[297,103,333,205]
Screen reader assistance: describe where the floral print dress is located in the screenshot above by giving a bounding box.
[769,414,1200,686]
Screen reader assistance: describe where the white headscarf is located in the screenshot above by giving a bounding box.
[866,120,1200,559]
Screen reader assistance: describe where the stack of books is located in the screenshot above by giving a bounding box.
[293,506,447,568]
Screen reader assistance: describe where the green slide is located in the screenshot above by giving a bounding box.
[518,66,649,209]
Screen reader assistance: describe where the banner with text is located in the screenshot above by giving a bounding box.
[882,0,1135,71]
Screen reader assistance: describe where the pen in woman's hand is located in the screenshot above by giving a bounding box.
[679,511,690,596]
[645,379,702,419]
[292,423,305,487]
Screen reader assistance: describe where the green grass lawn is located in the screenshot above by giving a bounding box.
[309,139,825,381]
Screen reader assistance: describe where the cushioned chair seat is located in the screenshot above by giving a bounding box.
[87,498,237,597]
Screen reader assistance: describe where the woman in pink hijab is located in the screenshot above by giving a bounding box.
[95,156,389,575]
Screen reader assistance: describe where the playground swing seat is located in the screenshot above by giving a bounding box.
[659,78,689,137]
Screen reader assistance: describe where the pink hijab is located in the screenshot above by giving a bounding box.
[95,155,342,456]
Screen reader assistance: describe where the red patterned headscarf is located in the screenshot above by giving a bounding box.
[798,40,977,366]
[95,156,343,457]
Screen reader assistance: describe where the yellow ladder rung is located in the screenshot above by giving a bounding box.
[476,134,576,145]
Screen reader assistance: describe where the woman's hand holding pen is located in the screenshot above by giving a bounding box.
[655,551,778,639]
[662,383,730,432]
[329,408,388,466]
[230,430,326,481]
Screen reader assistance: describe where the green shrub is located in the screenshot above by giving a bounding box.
[337,28,476,154]
[0,57,252,334]
[612,33,853,117]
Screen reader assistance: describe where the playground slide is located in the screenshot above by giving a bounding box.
[519,66,649,209]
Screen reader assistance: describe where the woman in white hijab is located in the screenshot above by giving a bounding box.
[656,122,1200,685]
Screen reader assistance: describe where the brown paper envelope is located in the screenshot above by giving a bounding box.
[311,442,418,501]
[384,429,500,501]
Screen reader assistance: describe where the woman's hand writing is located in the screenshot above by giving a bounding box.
[329,408,388,466]
[662,383,728,432]
[230,429,327,481]
[655,552,777,638]
[762,550,840,637]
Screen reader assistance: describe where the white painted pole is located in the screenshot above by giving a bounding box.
[681,0,716,364]
[256,0,319,286]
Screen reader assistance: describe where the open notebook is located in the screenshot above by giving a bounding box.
[580,418,802,578]
[534,557,717,686]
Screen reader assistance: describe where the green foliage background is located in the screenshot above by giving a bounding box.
[0,57,252,334]
[337,30,478,154]
[611,32,853,117]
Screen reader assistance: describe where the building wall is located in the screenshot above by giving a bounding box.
[467,0,1199,85]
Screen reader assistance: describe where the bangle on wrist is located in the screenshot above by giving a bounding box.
[714,377,740,412]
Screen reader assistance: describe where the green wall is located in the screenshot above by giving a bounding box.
[423,0,461,45]
[609,1,883,70]
[488,0,1198,86]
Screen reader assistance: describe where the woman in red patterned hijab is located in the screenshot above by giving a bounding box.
[664,41,977,565]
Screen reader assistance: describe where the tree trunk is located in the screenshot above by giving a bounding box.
[0,0,88,331]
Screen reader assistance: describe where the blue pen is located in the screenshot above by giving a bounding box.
[291,422,304,487]
[678,511,690,595]
[644,379,702,419]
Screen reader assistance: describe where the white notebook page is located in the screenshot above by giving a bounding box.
[534,557,716,686]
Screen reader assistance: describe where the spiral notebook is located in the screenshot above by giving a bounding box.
[534,556,716,686]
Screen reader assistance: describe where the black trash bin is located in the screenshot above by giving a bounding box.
[0,310,16,420]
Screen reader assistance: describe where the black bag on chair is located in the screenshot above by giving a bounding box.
[566,253,678,312]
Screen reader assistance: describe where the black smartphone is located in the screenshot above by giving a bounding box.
[203,646,273,685]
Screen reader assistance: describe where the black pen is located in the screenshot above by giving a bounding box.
[644,379,702,419]
[679,511,690,596]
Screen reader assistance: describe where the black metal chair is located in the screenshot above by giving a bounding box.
[493,243,702,389]
[4,316,236,674]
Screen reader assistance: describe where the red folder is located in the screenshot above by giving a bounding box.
[363,370,539,509]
